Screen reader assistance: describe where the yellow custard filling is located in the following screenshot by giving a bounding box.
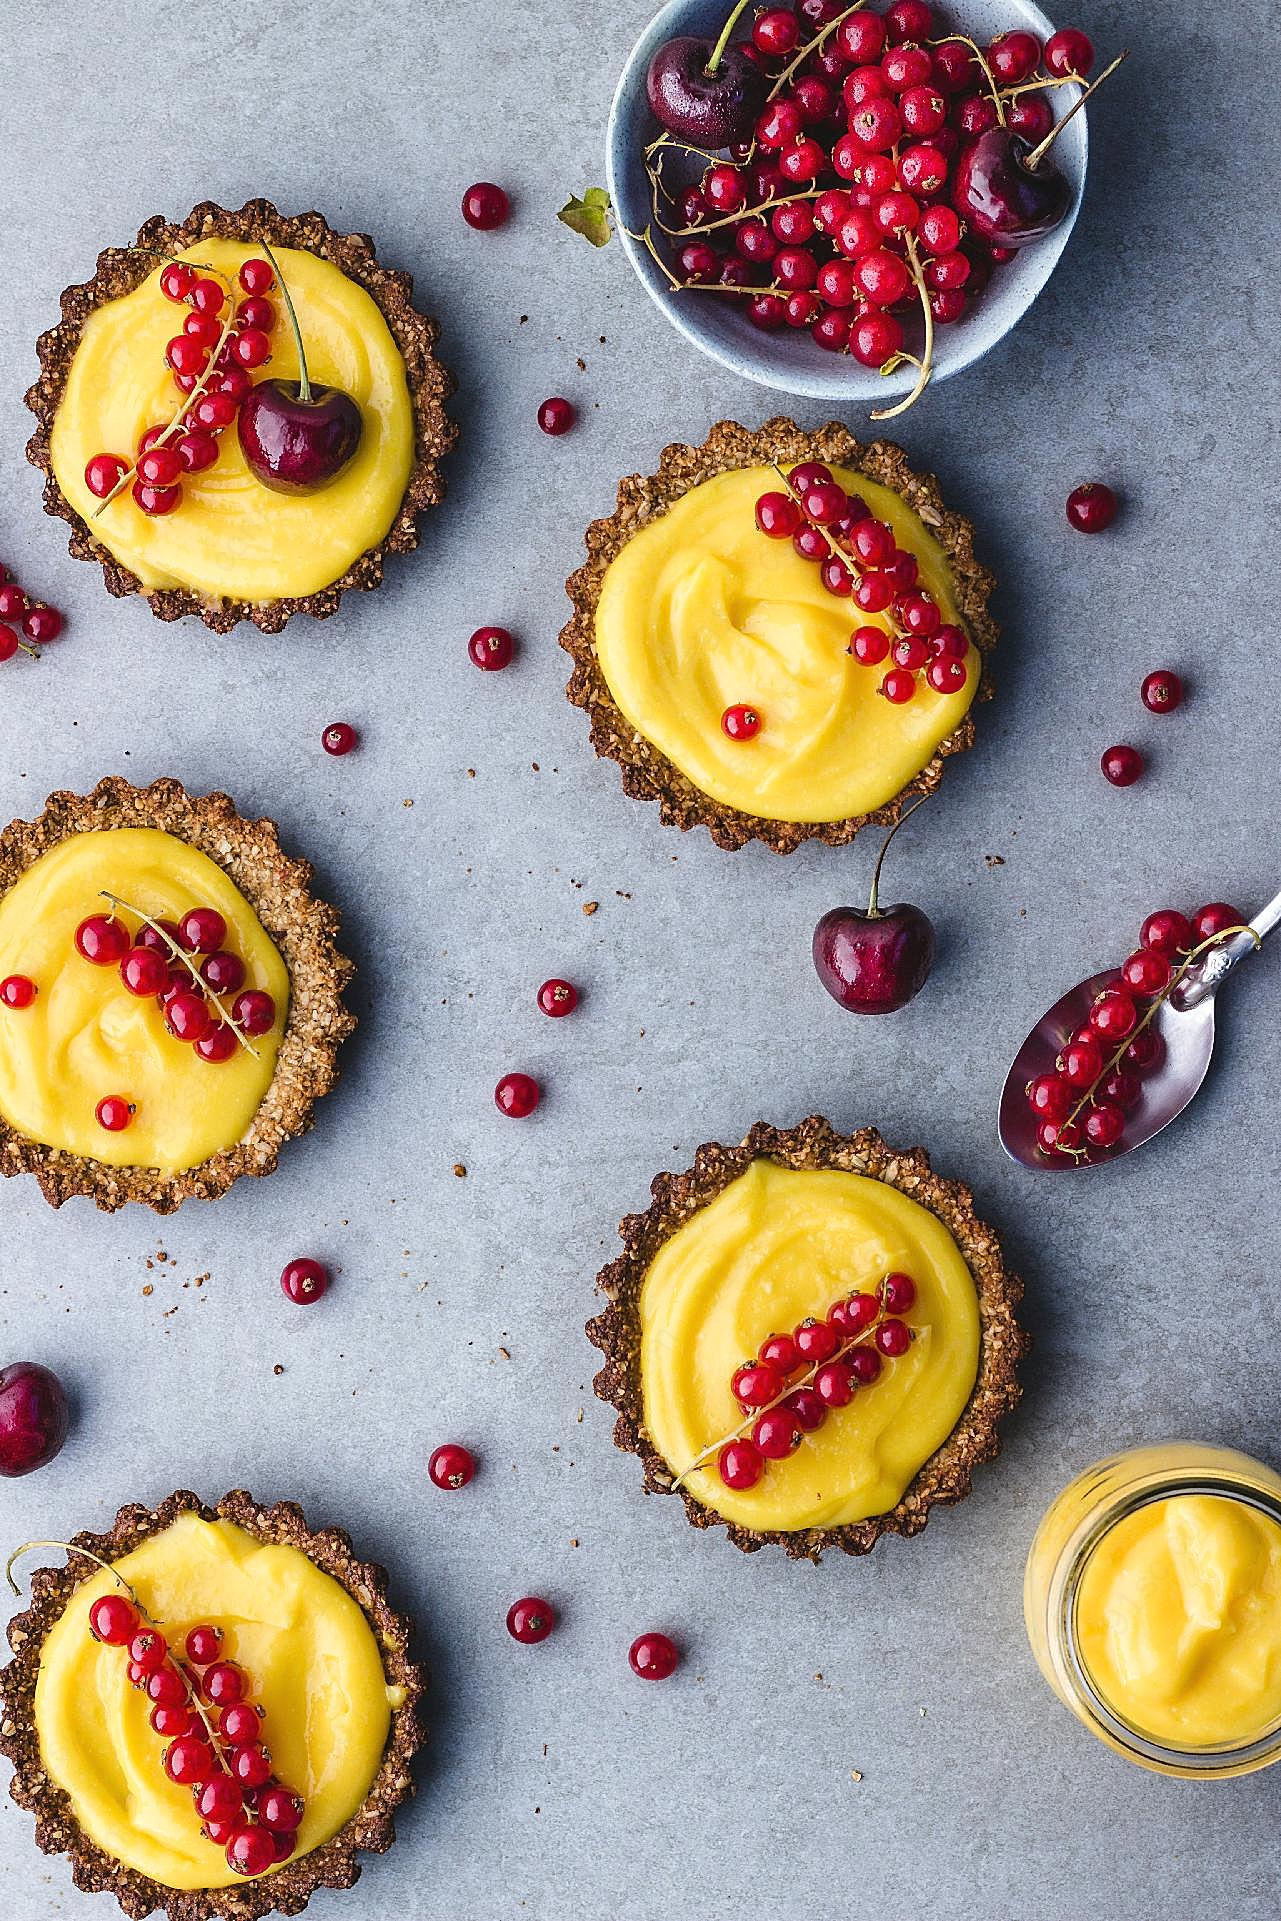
[35,1515,396,1891]
[1076,1493,1281,1750]
[639,1160,980,1531]
[0,828,287,1169]
[594,464,976,822]
[49,239,415,602]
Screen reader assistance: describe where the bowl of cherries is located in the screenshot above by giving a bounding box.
[607,0,1112,413]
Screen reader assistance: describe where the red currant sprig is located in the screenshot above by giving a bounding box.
[1027,903,1252,1161]
[0,562,64,664]
[668,1271,920,1494]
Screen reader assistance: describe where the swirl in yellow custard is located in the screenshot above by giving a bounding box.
[0,828,287,1169]
[639,1161,979,1531]
[1076,1493,1281,1750]
[35,1515,397,1890]
[49,239,414,603]
[594,464,975,822]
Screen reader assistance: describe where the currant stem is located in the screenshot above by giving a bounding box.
[866,792,931,918]
[1025,50,1129,169]
[766,1,870,103]
[705,0,753,74]
[871,231,934,421]
[260,240,310,403]
[97,890,260,1059]
[935,32,1007,125]
[6,1539,141,1605]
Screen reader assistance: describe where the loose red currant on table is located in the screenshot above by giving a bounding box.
[89,1593,139,1644]
[721,704,762,741]
[429,1442,476,1490]
[1141,669,1183,713]
[1066,482,1117,533]
[537,977,578,1017]
[96,1095,133,1132]
[495,1071,540,1118]
[280,1256,329,1305]
[537,397,575,436]
[462,182,510,230]
[322,721,359,756]
[469,625,515,670]
[0,626,19,664]
[1101,744,1144,787]
[630,1632,680,1681]
[507,1596,555,1644]
[0,582,27,619]
[0,974,37,1009]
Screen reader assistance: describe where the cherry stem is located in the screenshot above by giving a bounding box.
[865,791,931,919]
[98,889,260,1059]
[1054,922,1260,1156]
[6,1539,143,1606]
[260,240,310,403]
[705,0,753,74]
[1026,49,1129,169]
[669,1303,921,1489]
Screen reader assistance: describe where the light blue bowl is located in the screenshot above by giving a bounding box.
[607,0,1086,404]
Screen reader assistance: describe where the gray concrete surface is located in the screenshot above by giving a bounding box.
[1,2,1279,1916]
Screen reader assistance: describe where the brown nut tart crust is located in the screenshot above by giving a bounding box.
[0,776,354,1213]
[588,1117,1028,1562]
[0,1489,425,1921]
[26,197,457,634]
[560,416,997,853]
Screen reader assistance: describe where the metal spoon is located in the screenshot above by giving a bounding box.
[998,888,1281,1170]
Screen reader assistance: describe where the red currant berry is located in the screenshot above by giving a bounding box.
[814,1360,855,1407]
[934,39,977,89]
[151,1703,194,1737]
[89,1594,139,1644]
[0,974,37,1009]
[1058,1034,1103,1087]
[259,1784,305,1832]
[1101,1068,1140,1110]
[231,1742,273,1789]
[231,990,276,1035]
[507,1596,556,1644]
[537,978,578,1017]
[118,946,166,998]
[179,907,226,954]
[1045,28,1094,77]
[1141,669,1183,714]
[495,1071,540,1117]
[0,583,26,619]
[194,1023,237,1064]
[190,277,225,315]
[85,452,129,498]
[758,1331,798,1372]
[892,634,928,672]
[880,668,917,704]
[537,397,575,436]
[166,991,212,1043]
[1192,902,1243,942]
[899,84,947,136]
[1037,1117,1083,1157]
[1066,482,1117,533]
[147,1664,188,1707]
[96,1095,133,1132]
[882,44,933,90]
[160,261,198,302]
[429,1443,476,1490]
[794,1317,839,1365]
[1090,989,1137,1041]
[1120,949,1170,997]
[165,1736,215,1786]
[718,1437,764,1489]
[848,1345,882,1386]
[731,1360,783,1408]
[133,480,183,516]
[318,721,359,759]
[886,0,934,41]
[755,491,802,539]
[1125,1029,1164,1072]
[752,1407,803,1459]
[1140,909,1192,956]
[219,1702,263,1745]
[850,97,903,151]
[166,334,209,378]
[175,431,220,475]
[899,143,949,195]
[200,951,245,996]
[705,162,748,214]
[1101,744,1144,787]
[196,1776,244,1824]
[0,628,17,664]
[845,1293,881,1334]
[200,1662,244,1708]
[236,296,275,334]
[1085,1102,1125,1149]
[467,623,516,671]
[957,93,1000,134]
[786,1387,828,1431]
[837,11,886,61]
[185,1624,223,1664]
[232,327,272,369]
[919,205,962,255]
[226,1823,275,1878]
[462,182,510,230]
[280,1257,329,1305]
[987,30,1040,84]
[1009,93,1054,141]
[881,1272,917,1314]
[629,1631,680,1680]
[1026,1073,1072,1121]
[721,703,762,741]
[184,311,222,348]
[75,914,130,966]
[850,625,889,666]
[854,248,912,306]
[811,309,853,353]
[926,655,968,694]
[875,1318,912,1357]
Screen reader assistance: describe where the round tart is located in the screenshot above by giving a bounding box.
[0,776,353,1212]
[0,1490,424,1918]
[560,417,996,852]
[27,198,455,633]
[588,1118,1027,1560]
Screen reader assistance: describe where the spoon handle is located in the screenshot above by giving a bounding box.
[1174,885,1281,1010]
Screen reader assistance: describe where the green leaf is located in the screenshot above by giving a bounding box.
[558,188,614,249]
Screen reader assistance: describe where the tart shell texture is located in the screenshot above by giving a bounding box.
[562,418,997,852]
[0,1491,424,1920]
[26,200,456,633]
[0,778,354,1213]
[589,1118,1028,1560]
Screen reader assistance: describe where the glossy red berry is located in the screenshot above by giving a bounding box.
[1140,909,1192,957]
[201,951,245,996]
[1045,27,1094,77]
[537,978,578,1017]
[629,1632,680,1680]
[189,277,225,316]
[185,1624,223,1665]
[232,327,272,369]
[133,480,182,516]
[1192,902,1244,942]
[1101,744,1144,787]
[880,1272,917,1314]
[89,1594,139,1645]
[495,1071,540,1117]
[219,1702,263,1745]
[718,1437,764,1489]
[231,990,276,1035]
[814,1360,855,1408]
[886,0,934,42]
[239,261,276,300]
[1141,670,1183,714]
[752,1407,803,1459]
[1058,1034,1103,1087]
[0,974,37,1009]
[1090,989,1137,1041]
[794,1318,839,1365]
[0,583,26,619]
[1120,949,1170,997]
[758,1331,798,1372]
[164,1736,214,1785]
[1066,483,1117,533]
[179,907,226,954]
[755,491,802,539]
[537,397,575,436]
[259,1784,305,1833]
[195,1023,237,1064]
[196,1775,244,1824]
[880,668,917,704]
[322,722,359,756]
[176,430,219,473]
[468,625,515,671]
[987,29,1040,83]
[166,991,213,1043]
[75,914,131,966]
[203,1662,245,1707]
[96,1095,134,1132]
[428,1442,476,1489]
[462,182,510,230]
[0,624,19,663]
[16,603,58,651]
[1085,1102,1125,1149]
[226,1823,276,1878]
[874,1318,912,1357]
[1125,1029,1164,1072]
[230,1742,273,1788]
[152,1703,194,1737]
[146,1664,188,1707]
[280,1257,329,1305]
[731,1360,783,1408]
[160,261,198,302]
[847,1345,882,1386]
[507,1596,556,1644]
[721,704,762,741]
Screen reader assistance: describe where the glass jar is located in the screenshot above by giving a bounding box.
[1025,1441,1281,1778]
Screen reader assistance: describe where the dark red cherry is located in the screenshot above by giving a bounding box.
[0,1362,69,1476]
[237,379,363,493]
[646,35,768,147]
[953,128,1071,246]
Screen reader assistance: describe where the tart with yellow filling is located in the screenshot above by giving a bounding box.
[561,418,997,853]
[0,776,353,1212]
[27,198,455,633]
[589,1118,1027,1561]
[0,1489,424,1919]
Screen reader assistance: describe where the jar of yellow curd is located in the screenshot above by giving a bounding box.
[1025,1443,1281,1777]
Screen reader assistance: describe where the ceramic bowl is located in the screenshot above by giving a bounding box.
[606,0,1087,405]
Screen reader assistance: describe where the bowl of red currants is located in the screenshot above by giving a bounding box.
[607,0,1101,412]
